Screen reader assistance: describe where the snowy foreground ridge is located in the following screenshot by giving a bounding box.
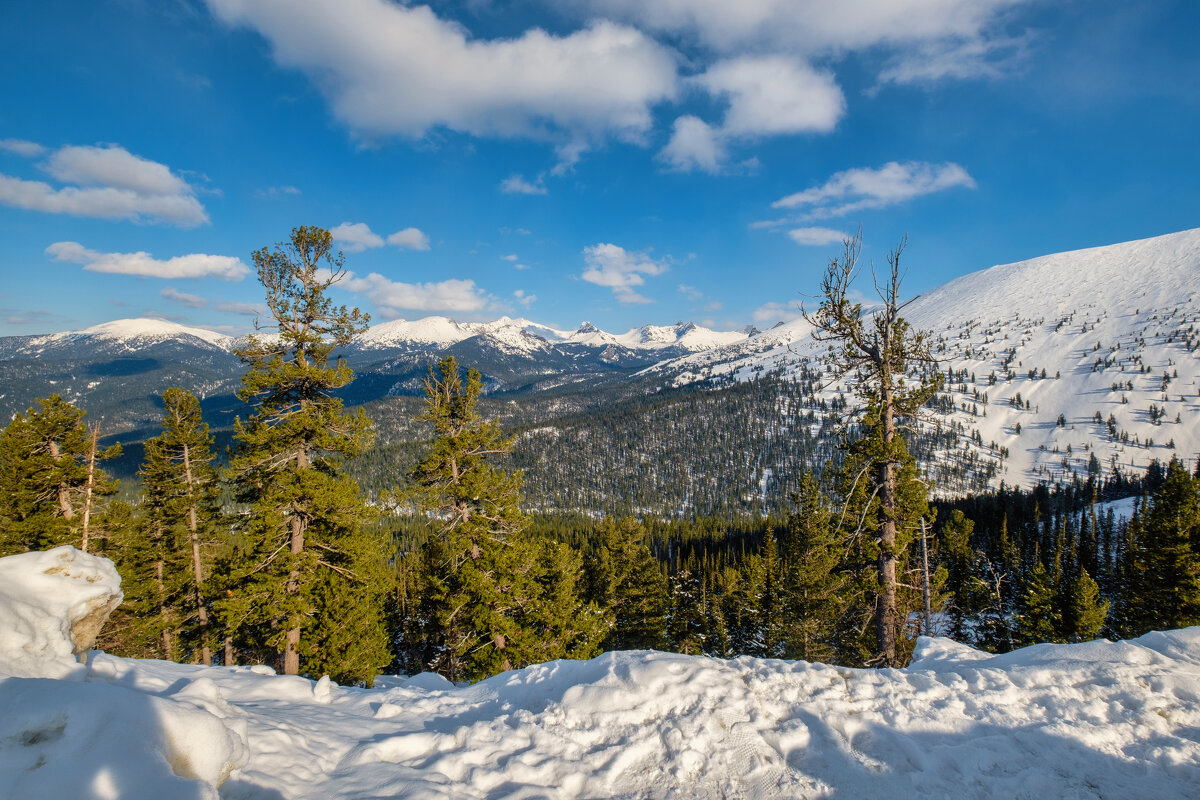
[2,549,1200,799]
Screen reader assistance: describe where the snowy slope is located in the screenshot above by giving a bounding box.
[655,228,1200,489]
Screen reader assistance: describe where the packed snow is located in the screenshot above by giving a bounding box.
[3,548,1200,798]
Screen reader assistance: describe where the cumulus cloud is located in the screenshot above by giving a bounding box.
[661,116,724,173]
[161,287,208,308]
[499,174,548,195]
[772,161,976,218]
[0,139,47,157]
[331,222,385,252]
[581,243,669,304]
[331,222,430,252]
[387,227,430,251]
[502,254,519,261]
[787,226,849,246]
[46,242,249,280]
[662,57,844,172]
[0,143,208,225]
[678,283,703,301]
[338,271,494,313]
[698,56,843,138]
[204,0,678,164]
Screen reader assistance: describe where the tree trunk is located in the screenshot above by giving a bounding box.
[224,635,235,667]
[156,551,173,660]
[283,446,308,676]
[877,383,899,667]
[182,443,212,666]
[80,424,99,553]
[49,440,75,521]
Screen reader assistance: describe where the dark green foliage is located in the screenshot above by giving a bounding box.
[405,356,606,681]
[778,473,848,663]
[111,388,222,664]
[1121,460,1200,634]
[584,517,669,650]
[1015,561,1063,645]
[222,226,390,683]
[0,394,119,555]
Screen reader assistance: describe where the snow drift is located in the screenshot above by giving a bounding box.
[2,547,1199,798]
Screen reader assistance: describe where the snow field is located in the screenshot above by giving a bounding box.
[3,547,1200,798]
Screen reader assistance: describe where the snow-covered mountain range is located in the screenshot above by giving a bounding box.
[1,227,1197,491]
[0,316,746,359]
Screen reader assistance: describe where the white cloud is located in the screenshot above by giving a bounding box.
[661,116,724,173]
[44,145,190,196]
[46,242,249,281]
[339,271,494,313]
[161,287,208,308]
[772,161,976,217]
[581,243,669,304]
[661,57,844,172]
[697,56,844,138]
[205,0,678,164]
[788,226,849,246]
[0,139,47,157]
[387,227,430,251]
[513,289,537,307]
[0,143,208,225]
[500,174,548,195]
[330,222,385,252]
[752,300,803,325]
[565,0,1028,62]
[502,254,519,261]
[678,283,703,301]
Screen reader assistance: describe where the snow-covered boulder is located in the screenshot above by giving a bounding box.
[0,545,123,679]
[0,546,248,799]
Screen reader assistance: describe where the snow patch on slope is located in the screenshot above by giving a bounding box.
[32,318,234,351]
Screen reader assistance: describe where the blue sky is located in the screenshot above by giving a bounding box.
[1,0,1198,337]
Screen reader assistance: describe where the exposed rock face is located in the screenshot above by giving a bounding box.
[0,546,123,678]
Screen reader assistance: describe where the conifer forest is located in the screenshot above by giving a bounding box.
[1,226,1198,686]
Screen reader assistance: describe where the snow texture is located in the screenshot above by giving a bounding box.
[0,545,123,679]
[3,548,1200,799]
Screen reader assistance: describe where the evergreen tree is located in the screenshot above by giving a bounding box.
[1062,568,1109,642]
[1015,560,1063,645]
[0,394,119,555]
[223,225,390,683]
[133,388,221,664]
[1123,460,1200,633]
[407,356,605,681]
[584,517,669,650]
[941,509,985,640]
[778,472,846,663]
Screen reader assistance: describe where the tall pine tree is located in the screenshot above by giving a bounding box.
[406,356,606,681]
[0,394,119,555]
[223,225,390,683]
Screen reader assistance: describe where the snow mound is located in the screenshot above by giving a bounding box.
[0,547,248,799]
[0,546,123,679]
